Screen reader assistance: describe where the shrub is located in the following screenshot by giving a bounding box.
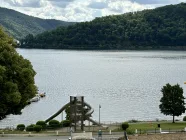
[36,121,46,129]
[48,120,60,128]
[26,124,35,131]
[156,118,159,122]
[61,120,71,127]
[128,119,139,123]
[16,124,25,131]
[33,125,42,132]
[126,129,135,135]
[121,122,129,130]
[183,116,186,121]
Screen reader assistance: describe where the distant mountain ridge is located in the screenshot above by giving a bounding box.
[0,7,75,39]
[20,3,186,50]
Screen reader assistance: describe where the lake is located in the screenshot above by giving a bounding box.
[0,49,186,128]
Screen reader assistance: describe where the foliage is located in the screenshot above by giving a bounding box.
[61,120,71,127]
[16,124,25,131]
[48,120,60,128]
[21,3,186,50]
[183,116,186,121]
[26,124,35,131]
[0,27,38,120]
[121,122,129,130]
[0,7,75,39]
[126,128,135,135]
[36,121,46,129]
[65,104,89,124]
[159,83,185,123]
[33,125,42,132]
[65,106,70,120]
[128,119,139,123]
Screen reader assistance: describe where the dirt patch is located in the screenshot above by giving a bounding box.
[128,133,186,140]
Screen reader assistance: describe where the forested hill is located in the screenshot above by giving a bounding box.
[0,7,75,39]
[21,3,186,50]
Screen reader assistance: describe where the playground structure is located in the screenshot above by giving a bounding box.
[45,96,100,131]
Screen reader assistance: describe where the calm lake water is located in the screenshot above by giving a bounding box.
[1,49,186,128]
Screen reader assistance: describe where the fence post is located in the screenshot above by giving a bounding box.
[135,129,138,134]
[155,128,156,134]
[56,131,59,136]
[2,132,4,137]
[28,132,31,137]
[159,128,162,133]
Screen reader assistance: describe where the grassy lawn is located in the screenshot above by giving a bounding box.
[129,121,186,131]
[2,122,186,134]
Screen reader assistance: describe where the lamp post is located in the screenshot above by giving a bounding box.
[99,105,101,125]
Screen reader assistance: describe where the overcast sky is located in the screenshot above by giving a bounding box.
[0,0,186,22]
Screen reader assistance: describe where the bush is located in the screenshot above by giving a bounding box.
[128,119,139,123]
[48,120,60,128]
[33,125,42,132]
[61,120,71,127]
[36,121,46,129]
[183,116,186,121]
[126,129,135,135]
[16,124,25,131]
[121,122,129,130]
[26,124,35,131]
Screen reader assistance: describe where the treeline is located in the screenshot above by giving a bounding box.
[0,7,75,39]
[20,3,186,50]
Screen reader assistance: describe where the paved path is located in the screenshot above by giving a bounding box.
[0,134,123,140]
[0,136,69,140]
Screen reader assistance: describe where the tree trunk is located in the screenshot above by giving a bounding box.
[173,115,175,123]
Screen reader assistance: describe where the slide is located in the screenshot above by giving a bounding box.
[45,102,70,123]
[84,102,94,116]
[45,101,100,126]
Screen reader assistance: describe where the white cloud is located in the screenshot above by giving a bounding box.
[131,0,186,4]
[88,1,108,9]
[0,0,185,22]
[108,0,146,13]
[1,0,46,8]
[47,0,75,8]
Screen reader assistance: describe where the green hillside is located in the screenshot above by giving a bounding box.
[20,3,186,50]
[0,7,75,39]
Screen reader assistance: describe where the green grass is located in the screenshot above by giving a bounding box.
[2,121,186,135]
[129,121,186,131]
[0,130,70,135]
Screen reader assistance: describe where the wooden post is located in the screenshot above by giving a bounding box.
[81,96,84,131]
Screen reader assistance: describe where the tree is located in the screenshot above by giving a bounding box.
[121,122,129,130]
[159,83,185,123]
[0,27,38,119]
[20,3,186,50]
[65,106,70,120]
